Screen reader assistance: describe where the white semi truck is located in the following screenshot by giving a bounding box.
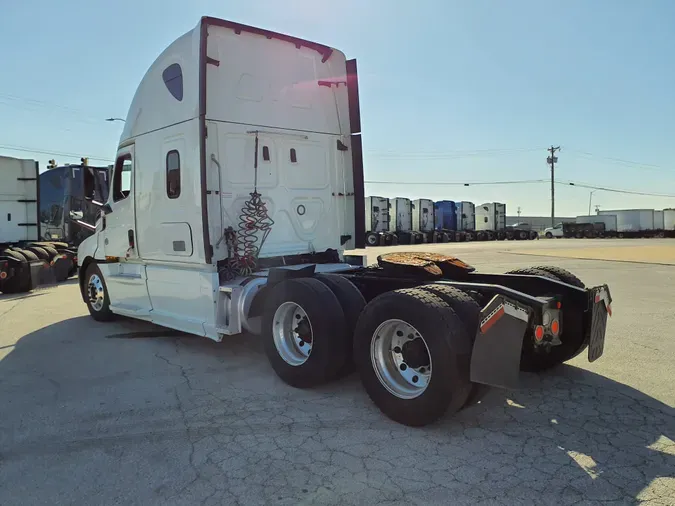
[0,156,82,293]
[77,16,612,427]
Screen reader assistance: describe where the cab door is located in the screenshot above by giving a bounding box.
[99,145,152,315]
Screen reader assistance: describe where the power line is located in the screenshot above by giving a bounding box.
[564,148,662,170]
[365,179,549,186]
[562,180,675,198]
[0,144,114,162]
[364,147,541,160]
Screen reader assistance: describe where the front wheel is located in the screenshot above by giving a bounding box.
[84,264,115,321]
[353,288,472,426]
[545,232,553,239]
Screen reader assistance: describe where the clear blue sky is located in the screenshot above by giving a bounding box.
[1,0,674,217]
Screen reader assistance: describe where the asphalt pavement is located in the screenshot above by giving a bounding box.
[0,240,673,505]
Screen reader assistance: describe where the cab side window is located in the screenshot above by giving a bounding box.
[166,150,181,199]
[113,154,132,202]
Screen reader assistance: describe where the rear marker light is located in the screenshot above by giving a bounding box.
[556,301,562,309]
[550,319,560,335]
[0,271,7,279]
[534,325,544,341]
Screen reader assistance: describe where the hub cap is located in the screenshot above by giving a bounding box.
[88,273,105,311]
[272,302,313,366]
[370,319,432,399]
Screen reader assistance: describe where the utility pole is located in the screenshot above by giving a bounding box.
[547,146,560,227]
[517,206,521,218]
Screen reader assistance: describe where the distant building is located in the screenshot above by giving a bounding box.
[506,216,576,232]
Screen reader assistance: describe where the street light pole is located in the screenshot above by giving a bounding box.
[588,190,597,216]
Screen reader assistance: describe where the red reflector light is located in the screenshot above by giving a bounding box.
[550,319,560,335]
[0,271,7,280]
[556,301,562,309]
[534,325,544,341]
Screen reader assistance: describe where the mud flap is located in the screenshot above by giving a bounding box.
[588,285,611,362]
[470,295,532,389]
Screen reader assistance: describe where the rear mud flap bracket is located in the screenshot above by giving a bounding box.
[470,294,531,390]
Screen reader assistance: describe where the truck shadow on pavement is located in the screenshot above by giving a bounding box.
[0,316,673,505]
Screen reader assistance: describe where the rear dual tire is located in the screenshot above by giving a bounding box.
[261,277,360,389]
[353,288,473,426]
[505,266,586,372]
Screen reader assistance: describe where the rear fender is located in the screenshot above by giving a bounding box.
[470,294,531,389]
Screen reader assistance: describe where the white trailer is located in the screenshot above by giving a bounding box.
[654,210,664,235]
[0,156,39,244]
[455,201,476,241]
[598,209,655,237]
[0,157,75,293]
[76,16,613,427]
[364,196,391,246]
[475,202,509,241]
[664,209,675,237]
[390,197,416,243]
[411,198,434,242]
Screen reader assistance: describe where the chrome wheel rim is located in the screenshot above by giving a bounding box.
[88,273,105,311]
[272,302,313,366]
[370,319,432,399]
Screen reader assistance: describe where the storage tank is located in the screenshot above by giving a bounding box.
[655,210,664,230]
[434,200,457,231]
[475,202,506,231]
[456,201,475,231]
[598,209,654,232]
[664,209,675,231]
[576,214,617,231]
[364,196,390,233]
[391,197,412,232]
[411,199,434,233]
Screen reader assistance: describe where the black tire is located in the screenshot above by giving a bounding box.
[505,267,584,372]
[42,246,59,259]
[545,232,553,239]
[365,232,379,247]
[417,284,490,406]
[314,273,367,377]
[5,249,27,261]
[353,288,472,426]
[0,249,31,294]
[26,246,50,261]
[17,249,39,262]
[84,263,115,321]
[529,266,585,288]
[262,278,348,388]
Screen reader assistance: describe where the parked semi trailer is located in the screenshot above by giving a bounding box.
[0,156,87,293]
[455,201,476,241]
[433,200,456,242]
[654,210,665,237]
[598,209,656,238]
[411,198,435,243]
[391,197,421,244]
[664,209,675,238]
[76,17,613,427]
[364,196,393,246]
[475,202,508,241]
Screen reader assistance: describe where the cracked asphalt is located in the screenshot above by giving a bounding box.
[1,240,674,505]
